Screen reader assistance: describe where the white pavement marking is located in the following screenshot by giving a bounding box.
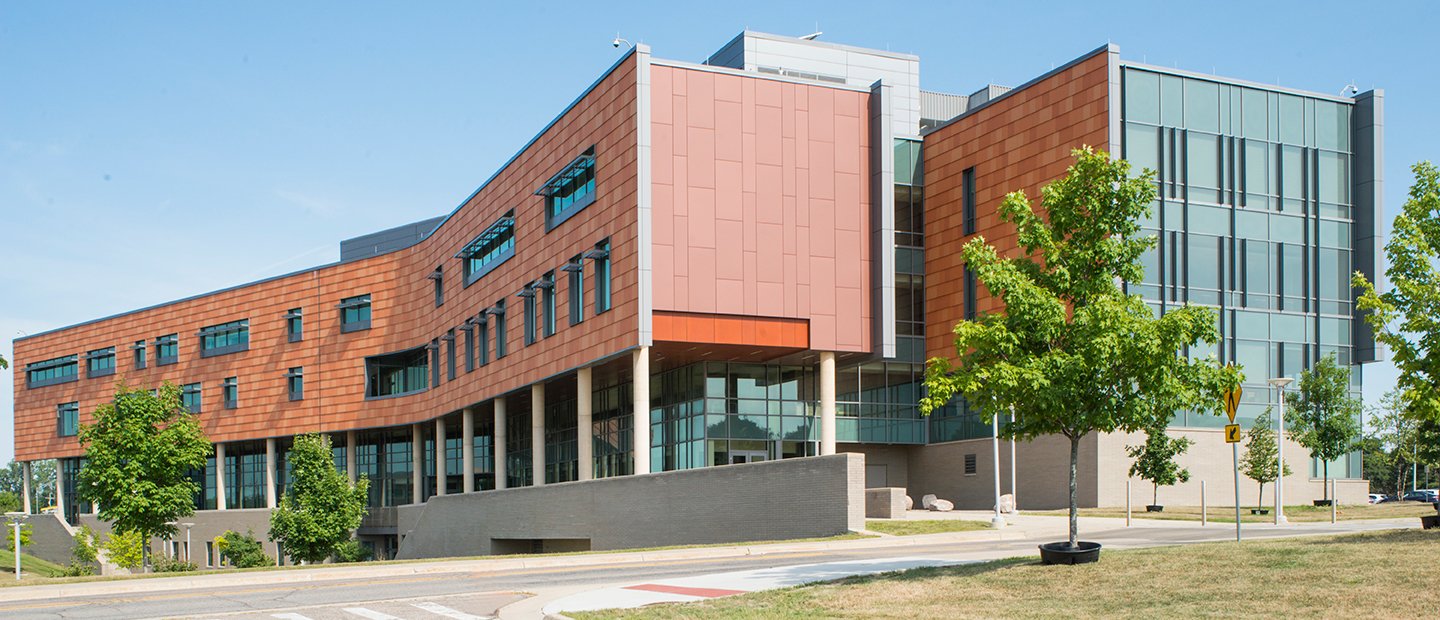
[342,608,403,620]
[411,601,493,619]
[545,556,968,614]
[270,614,315,620]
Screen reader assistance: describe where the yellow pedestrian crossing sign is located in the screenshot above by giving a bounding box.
[1225,423,1242,443]
[1223,386,1242,423]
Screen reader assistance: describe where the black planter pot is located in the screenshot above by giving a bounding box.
[1313,500,1333,507]
[1421,515,1440,530]
[1145,505,1164,512]
[1039,541,1102,565]
[1250,508,1271,515]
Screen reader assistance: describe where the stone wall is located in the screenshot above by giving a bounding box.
[394,453,865,559]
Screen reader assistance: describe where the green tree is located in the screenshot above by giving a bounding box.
[77,382,211,569]
[1126,428,1194,507]
[0,491,19,514]
[1240,409,1292,507]
[1369,389,1420,495]
[0,352,8,369]
[4,523,32,550]
[922,147,1237,548]
[103,529,144,570]
[269,433,369,564]
[1355,162,1440,424]
[1284,354,1362,502]
[0,459,56,511]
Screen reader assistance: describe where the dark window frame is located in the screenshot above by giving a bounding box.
[85,347,116,379]
[964,264,978,321]
[198,319,250,358]
[431,267,445,307]
[26,355,79,389]
[521,286,538,346]
[132,340,147,369]
[538,147,597,231]
[57,402,79,437]
[339,295,372,333]
[962,167,977,236]
[460,212,516,287]
[541,271,557,337]
[587,240,612,314]
[285,308,303,343]
[444,330,456,381]
[462,322,475,373]
[181,382,202,414]
[493,300,508,359]
[286,367,305,401]
[154,334,179,366]
[564,255,585,326]
[221,376,238,410]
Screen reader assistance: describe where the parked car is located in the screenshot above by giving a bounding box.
[1368,493,1386,504]
[1402,490,1439,502]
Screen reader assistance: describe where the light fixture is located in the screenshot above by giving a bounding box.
[611,33,632,49]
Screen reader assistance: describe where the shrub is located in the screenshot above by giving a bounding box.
[151,555,198,572]
[104,529,144,570]
[333,539,373,563]
[218,529,273,568]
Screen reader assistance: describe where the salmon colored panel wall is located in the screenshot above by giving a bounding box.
[923,50,1111,363]
[652,311,809,348]
[13,54,644,461]
[650,64,872,353]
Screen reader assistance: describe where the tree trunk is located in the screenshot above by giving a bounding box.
[1153,483,1158,507]
[1068,434,1079,549]
[1258,481,1265,509]
[1324,461,1330,502]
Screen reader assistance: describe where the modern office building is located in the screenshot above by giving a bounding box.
[11,31,1380,558]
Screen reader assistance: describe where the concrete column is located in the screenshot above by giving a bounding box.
[21,462,32,514]
[434,417,447,497]
[215,443,227,510]
[264,438,277,509]
[411,423,424,503]
[345,430,358,485]
[54,460,65,518]
[632,346,651,475]
[819,351,836,456]
[576,367,593,481]
[494,398,508,490]
[462,407,475,493]
[531,383,546,486]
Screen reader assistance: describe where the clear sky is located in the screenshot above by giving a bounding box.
[2,1,1435,463]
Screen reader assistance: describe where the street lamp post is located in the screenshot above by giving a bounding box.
[990,413,1005,529]
[1268,377,1295,525]
[4,512,26,581]
[181,523,195,563]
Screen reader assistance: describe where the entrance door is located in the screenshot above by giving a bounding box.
[729,450,768,465]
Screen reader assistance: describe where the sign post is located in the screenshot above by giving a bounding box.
[1223,384,1243,542]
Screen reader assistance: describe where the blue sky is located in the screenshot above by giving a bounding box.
[2,1,1435,462]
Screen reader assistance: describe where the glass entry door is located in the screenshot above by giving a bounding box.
[729,450,768,465]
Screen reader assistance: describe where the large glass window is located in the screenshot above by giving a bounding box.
[460,212,516,285]
[365,348,429,398]
[539,147,597,229]
[199,319,249,357]
[86,347,116,379]
[57,402,79,437]
[27,355,79,388]
[154,334,179,366]
[1124,70,1160,125]
[339,295,371,333]
[894,184,924,248]
[181,383,202,414]
[895,274,925,337]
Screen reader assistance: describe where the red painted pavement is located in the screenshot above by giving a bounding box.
[622,583,749,598]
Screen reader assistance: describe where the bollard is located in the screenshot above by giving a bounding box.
[1126,479,1132,527]
[1201,480,1207,527]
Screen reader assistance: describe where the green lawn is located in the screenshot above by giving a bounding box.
[865,520,992,536]
[1034,501,1435,523]
[572,528,1440,619]
[0,551,69,578]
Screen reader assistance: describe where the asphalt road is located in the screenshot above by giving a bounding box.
[0,517,1413,620]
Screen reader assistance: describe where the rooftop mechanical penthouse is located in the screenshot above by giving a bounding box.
[12,31,1381,559]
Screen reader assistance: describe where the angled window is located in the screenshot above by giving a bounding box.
[285,308,303,343]
[199,319,249,358]
[86,347,116,379]
[493,300,508,359]
[57,402,79,437]
[538,146,596,230]
[520,285,538,346]
[459,212,516,286]
[540,271,557,337]
[564,254,585,326]
[586,240,612,314]
[154,334,179,366]
[339,294,372,333]
[26,355,78,389]
[221,377,238,410]
[430,266,445,307]
[962,167,977,236]
[181,383,202,414]
[132,340,147,369]
[286,367,304,401]
[366,347,429,399]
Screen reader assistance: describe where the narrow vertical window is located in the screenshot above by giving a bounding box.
[493,301,508,358]
[182,383,202,414]
[132,340,147,369]
[478,312,491,365]
[57,402,79,437]
[444,330,456,381]
[429,340,441,388]
[587,240,612,314]
[962,167,977,236]
[964,264,977,321]
[521,285,538,346]
[222,377,238,409]
[286,367,305,401]
[285,308,303,342]
[463,322,475,372]
[541,271,557,337]
[431,267,444,307]
[564,254,585,326]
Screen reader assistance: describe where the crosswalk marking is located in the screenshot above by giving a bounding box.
[411,601,492,619]
[342,608,403,620]
[271,614,315,620]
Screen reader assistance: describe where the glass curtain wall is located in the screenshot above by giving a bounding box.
[1122,66,1362,478]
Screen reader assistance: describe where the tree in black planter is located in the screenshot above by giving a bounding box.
[1240,408,1291,510]
[1126,428,1193,511]
[1284,354,1362,505]
[922,147,1237,561]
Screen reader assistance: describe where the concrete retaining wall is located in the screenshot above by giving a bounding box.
[907,434,1097,511]
[21,512,77,566]
[78,507,279,569]
[394,453,866,559]
[865,487,907,518]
